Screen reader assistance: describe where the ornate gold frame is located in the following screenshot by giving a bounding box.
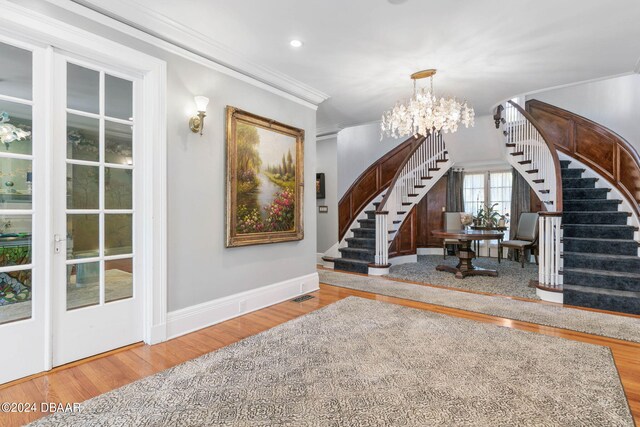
[225,106,304,247]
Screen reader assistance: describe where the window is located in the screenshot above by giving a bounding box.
[463,173,485,217]
[489,171,512,223]
[463,170,513,238]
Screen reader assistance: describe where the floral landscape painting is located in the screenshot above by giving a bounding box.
[226,107,304,247]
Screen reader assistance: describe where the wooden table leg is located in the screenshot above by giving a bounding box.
[436,239,499,279]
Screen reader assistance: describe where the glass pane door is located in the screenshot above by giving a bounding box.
[0,38,47,384]
[64,62,134,311]
[53,54,140,366]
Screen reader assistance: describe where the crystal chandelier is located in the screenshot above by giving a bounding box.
[0,112,31,150]
[381,69,474,139]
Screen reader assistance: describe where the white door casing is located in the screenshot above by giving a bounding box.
[0,2,167,383]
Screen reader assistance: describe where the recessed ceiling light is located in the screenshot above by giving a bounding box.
[290,39,303,48]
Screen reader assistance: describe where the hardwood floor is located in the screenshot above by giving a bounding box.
[1,281,639,426]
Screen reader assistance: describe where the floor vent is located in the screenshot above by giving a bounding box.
[291,294,314,303]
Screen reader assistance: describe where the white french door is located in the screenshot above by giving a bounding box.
[51,52,143,366]
[0,4,166,384]
[0,37,48,384]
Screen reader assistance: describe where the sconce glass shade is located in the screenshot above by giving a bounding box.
[194,96,209,112]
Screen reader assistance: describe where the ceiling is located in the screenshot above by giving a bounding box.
[75,0,640,134]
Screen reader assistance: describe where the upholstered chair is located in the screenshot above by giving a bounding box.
[442,212,463,259]
[498,212,539,267]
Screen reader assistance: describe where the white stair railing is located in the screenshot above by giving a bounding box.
[503,101,558,207]
[539,212,562,290]
[497,101,564,295]
[374,133,451,267]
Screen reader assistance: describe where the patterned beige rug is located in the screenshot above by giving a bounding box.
[29,297,633,426]
[319,269,640,343]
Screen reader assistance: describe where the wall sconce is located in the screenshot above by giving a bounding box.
[189,96,209,135]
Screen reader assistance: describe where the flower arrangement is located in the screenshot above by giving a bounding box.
[460,212,473,227]
[0,112,30,150]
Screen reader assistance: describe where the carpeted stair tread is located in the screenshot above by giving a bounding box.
[559,160,572,168]
[338,247,375,262]
[563,211,630,225]
[564,199,622,212]
[562,177,599,188]
[562,224,637,239]
[563,285,640,315]
[564,284,640,298]
[333,258,370,274]
[563,188,610,199]
[563,236,639,244]
[563,252,640,272]
[560,168,586,178]
[563,237,639,256]
[344,237,376,249]
[564,267,640,279]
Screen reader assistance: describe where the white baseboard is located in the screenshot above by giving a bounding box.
[368,265,390,275]
[417,248,441,256]
[166,272,320,340]
[390,254,417,265]
[537,288,564,304]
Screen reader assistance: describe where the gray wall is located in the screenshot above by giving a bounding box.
[18,0,318,312]
[337,124,403,198]
[316,137,338,253]
[166,56,317,311]
[527,74,640,153]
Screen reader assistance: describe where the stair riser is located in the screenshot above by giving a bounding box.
[564,289,640,315]
[563,188,609,200]
[560,169,584,178]
[357,219,375,228]
[345,238,376,249]
[564,271,640,292]
[352,228,375,239]
[560,160,572,168]
[334,260,369,274]
[338,248,375,262]
[562,212,629,225]
[562,225,636,240]
[563,239,638,256]
[563,200,621,212]
[564,255,640,272]
[562,178,598,189]
[366,212,376,220]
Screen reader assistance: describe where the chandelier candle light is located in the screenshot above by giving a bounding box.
[381,69,474,139]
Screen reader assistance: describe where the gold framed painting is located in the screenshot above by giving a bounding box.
[225,106,304,247]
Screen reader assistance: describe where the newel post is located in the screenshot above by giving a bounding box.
[537,212,563,291]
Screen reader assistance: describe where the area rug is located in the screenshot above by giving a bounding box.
[29,297,633,426]
[388,255,538,299]
[319,269,640,344]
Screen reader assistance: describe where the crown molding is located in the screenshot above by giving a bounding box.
[40,0,329,109]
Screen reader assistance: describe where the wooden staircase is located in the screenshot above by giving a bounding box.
[334,133,452,274]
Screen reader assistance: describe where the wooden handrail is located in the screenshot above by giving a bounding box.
[376,135,426,213]
[527,99,640,218]
[506,100,563,212]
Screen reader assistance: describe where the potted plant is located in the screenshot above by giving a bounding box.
[475,203,500,227]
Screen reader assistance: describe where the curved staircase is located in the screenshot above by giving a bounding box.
[334,133,452,274]
[560,160,640,314]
